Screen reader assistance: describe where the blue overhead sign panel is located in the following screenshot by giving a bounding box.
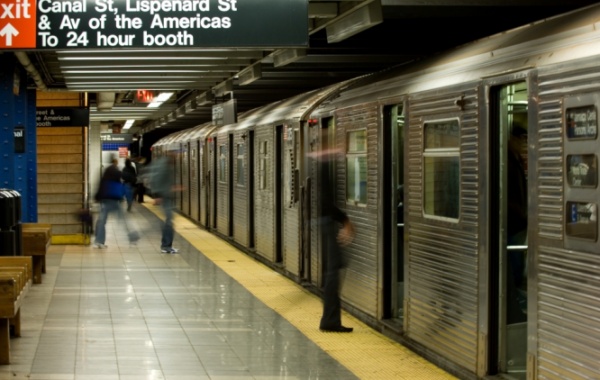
[0,0,308,49]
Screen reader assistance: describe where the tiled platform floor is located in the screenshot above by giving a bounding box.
[1,201,457,380]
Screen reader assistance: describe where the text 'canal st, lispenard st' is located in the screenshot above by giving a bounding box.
[0,0,308,50]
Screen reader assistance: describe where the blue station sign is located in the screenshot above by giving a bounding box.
[0,0,308,49]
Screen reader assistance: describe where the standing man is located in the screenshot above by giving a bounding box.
[150,152,179,254]
[314,144,355,333]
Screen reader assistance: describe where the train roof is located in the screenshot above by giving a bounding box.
[232,78,364,130]
[315,2,600,105]
[153,3,600,148]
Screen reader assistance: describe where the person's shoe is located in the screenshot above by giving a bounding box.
[93,243,107,249]
[161,247,179,254]
[320,326,353,333]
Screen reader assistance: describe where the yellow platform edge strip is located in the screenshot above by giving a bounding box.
[145,204,457,380]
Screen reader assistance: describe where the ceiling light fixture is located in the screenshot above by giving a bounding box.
[326,1,383,43]
[213,80,233,97]
[147,92,174,108]
[272,49,306,67]
[237,64,262,86]
[122,119,135,130]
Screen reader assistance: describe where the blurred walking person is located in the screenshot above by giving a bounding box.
[93,158,123,248]
[150,152,179,253]
[311,133,355,333]
[122,158,137,211]
[93,158,139,248]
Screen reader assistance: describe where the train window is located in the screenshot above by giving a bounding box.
[346,130,367,205]
[191,148,196,181]
[237,143,245,186]
[423,119,460,220]
[219,144,226,182]
[566,105,598,140]
[259,140,268,190]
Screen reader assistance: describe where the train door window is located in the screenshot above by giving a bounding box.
[284,127,299,206]
[423,119,460,220]
[219,144,226,182]
[237,142,245,186]
[259,140,268,190]
[191,148,196,181]
[346,129,367,205]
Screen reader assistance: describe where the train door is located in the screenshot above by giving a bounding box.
[248,130,255,249]
[211,136,218,229]
[382,104,405,326]
[490,81,529,380]
[190,141,199,221]
[228,134,234,237]
[182,142,190,216]
[275,125,283,263]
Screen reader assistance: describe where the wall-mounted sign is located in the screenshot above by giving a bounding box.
[36,107,89,127]
[212,98,237,126]
[14,125,25,153]
[0,0,308,50]
[118,147,128,157]
[100,133,133,143]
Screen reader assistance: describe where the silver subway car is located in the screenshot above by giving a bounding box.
[153,4,600,379]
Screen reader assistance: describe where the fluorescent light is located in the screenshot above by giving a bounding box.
[147,92,174,108]
[122,119,135,130]
[154,92,174,102]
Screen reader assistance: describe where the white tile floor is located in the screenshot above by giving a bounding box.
[2,204,357,380]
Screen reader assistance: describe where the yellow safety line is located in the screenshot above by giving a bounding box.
[145,203,457,380]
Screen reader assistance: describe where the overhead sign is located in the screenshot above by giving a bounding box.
[36,107,89,127]
[212,98,237,126]
[100,133,133,143]
[0,0,308,50]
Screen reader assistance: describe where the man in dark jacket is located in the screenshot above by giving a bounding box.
[314,147,355,333]
[122,159,137,211]
[94,158,138,248]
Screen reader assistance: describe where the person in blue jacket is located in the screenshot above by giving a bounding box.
[94,158,123,248]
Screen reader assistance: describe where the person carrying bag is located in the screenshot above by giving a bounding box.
[93,158,139,248]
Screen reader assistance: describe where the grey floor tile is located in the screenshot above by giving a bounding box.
[11,206,359,380]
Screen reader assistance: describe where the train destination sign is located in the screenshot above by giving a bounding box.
[0,0,308,50]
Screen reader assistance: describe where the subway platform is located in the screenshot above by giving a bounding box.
[0,200,458,380]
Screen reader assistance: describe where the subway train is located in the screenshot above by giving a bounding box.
[151,4,600,380]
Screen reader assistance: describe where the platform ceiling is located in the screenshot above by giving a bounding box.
[17,0,599,138]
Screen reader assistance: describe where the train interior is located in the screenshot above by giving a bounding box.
[382,104,405,327]
[493,81,529,379]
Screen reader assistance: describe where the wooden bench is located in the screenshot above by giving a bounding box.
[21,223,51,284]
[0,256,32,364]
